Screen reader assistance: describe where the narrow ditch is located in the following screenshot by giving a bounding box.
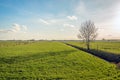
[64,43,120,64]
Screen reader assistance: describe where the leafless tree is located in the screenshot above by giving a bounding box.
[78,20,98,50]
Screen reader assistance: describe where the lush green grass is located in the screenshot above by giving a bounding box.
[66,41,120,54]
[0,41,120,80]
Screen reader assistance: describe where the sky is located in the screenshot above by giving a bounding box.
[0,0,120,40]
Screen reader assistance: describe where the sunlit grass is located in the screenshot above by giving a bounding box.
[0,41,120,79]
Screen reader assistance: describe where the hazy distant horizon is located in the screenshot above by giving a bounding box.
[0,0,120,40]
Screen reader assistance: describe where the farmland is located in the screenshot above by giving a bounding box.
[65,41,120,54]
[0,41,120,80]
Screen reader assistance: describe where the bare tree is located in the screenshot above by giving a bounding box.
[78,20,98,50]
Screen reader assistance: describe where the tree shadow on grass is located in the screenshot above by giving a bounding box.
[0,50,76,64]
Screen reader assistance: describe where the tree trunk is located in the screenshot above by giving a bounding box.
[86,40,90,50]
[87,43,90,50]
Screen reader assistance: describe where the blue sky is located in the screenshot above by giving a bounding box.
[0,0,120,40]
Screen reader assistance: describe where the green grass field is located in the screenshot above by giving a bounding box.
[0,41,120,80]
[65,41,120,54]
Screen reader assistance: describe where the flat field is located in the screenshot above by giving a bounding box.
[66,41,120,54]
[0,41,120,80]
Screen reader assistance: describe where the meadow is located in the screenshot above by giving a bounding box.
[65,41,120,54]
[0,41,120,80]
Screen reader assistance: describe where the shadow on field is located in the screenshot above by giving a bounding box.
[65,43,120,64]
[0,50,76,64]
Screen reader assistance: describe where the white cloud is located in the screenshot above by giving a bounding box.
[11,23,21,32]
[22,25,28,31]
[39,19,50,25]
[63,24,75,28]
[0,23,28,33]
[67,16,77,20]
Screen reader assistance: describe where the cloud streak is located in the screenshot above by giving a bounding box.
[39,19,50,25]
[63,24,75,28]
